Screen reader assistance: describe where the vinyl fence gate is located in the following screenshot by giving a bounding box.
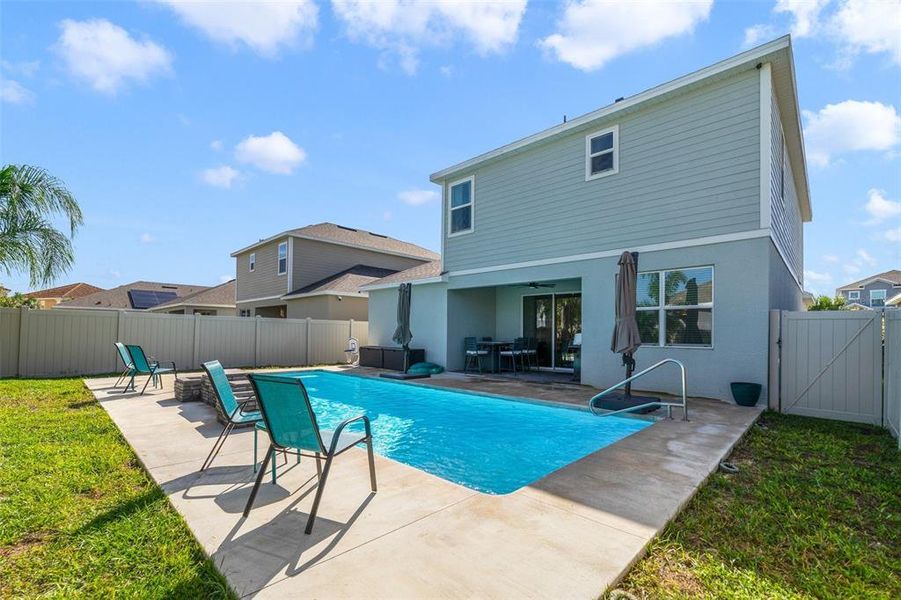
[770,310,900,446]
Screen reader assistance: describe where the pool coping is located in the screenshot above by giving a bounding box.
[85,366,763,599]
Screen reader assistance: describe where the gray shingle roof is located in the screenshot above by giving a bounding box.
[57,281,211,310]
[232,222,439,261]
[361,260,443,288]
[284,266,397,297]
[153,280,236,309]
[837,270,901,290]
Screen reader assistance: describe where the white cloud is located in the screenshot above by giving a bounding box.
[775,0,829,37]
[140,233,155,244]
[1,79,34,104]
[210,139,223,151]
[856,248,877,266]
[235,131,306,174]
[201,165,240,188]
[823,254,840,263]
[538,0,712,72]
[439,64,454,77]
[158,1,318,57]
[332,0,527,74]
[398,188,439,206]
[743,24,777,48]
[885,227,901,242]
[831,0,901,65]
[54,19,172,94]
[802,100,901,167]
[804,269,833,284]
[843,263,861,275]
[864,189,901,223]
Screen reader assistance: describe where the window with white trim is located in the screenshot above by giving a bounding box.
[848,290,860,300]
[239,309,251,317]
[585,126,618,180]
[277,241,287,275]
[635,267,713,347]
[448,177,473,235]
[249,253,255,272]
[870,289,886,306]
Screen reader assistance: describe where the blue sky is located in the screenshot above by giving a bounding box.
[1,0,898,296]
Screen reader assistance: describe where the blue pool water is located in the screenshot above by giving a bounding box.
[276,371,652,494]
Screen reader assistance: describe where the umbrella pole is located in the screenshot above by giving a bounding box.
[624,352,634,399]
[403,343,409,373]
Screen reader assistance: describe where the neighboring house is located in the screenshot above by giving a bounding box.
[230,222,438,320]
[24,282,105,309]
[835,270,901,309]
[56,281,211,311]
[364,36,810,403]
[147,279,237,316]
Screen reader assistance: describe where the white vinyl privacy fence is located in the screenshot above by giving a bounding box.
[770,309,900,446]
[0,307,368,378]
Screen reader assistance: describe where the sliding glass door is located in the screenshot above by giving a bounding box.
[522,293,582,371]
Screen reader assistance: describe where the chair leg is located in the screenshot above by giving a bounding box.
[253,427,258,473]
[140,372,154,395]
[201,421,233,471]
[305,454,334,535]
[243,444,273,518]
[271,448,277,484]
[315,453,322,478]
[366,438,377,491]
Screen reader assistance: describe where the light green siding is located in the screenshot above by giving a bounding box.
[770,89,804,283]
[441,69,762,272]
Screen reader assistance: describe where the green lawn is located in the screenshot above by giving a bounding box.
[0,378,233,598]
[609,412,901,599]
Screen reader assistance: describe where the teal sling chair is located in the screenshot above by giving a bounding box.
[200,360,264,472]
[242,373,377,535]
[124,345,177,394]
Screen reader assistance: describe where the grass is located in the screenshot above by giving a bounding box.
[608,412,900,599]
[0,378,233,598]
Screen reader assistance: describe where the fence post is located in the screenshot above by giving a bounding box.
[17,307,28,377]
[306,317,312,366]
[193,314,201,369]
[768,310,781,411]
[254,317,260,368]
[115,310,125,371]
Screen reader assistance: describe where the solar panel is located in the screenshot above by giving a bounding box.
[128,289,178,309]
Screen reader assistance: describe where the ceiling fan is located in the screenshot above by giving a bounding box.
[510,282,557,289]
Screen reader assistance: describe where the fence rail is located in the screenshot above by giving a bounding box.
[0,307,368,378]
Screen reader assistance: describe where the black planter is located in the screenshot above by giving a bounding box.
[730,382,762,407]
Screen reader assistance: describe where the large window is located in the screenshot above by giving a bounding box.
[636,266,713,347]
[448,177,473,236]
[277,241,287,275]
[870,289,886,307]
[585,125,618,180]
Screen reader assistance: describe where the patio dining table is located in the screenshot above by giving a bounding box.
[477,340,513,373]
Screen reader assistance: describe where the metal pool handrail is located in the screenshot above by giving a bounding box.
[588,358,688,420]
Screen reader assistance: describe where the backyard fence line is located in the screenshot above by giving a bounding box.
[0,307,368,378]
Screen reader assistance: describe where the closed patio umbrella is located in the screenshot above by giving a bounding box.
[392,282,413,373]
[611,251,642,397]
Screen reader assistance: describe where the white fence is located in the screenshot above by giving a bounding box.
[0,307,368,378]
[770,309,900,446]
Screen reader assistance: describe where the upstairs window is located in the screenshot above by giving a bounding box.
[585,125,619,180]
[870,289,886,307]
[449,177,474,236]
[635,266,713,347]
[848,290,860,300]
[277,241,287,275]
[249,253,255,272]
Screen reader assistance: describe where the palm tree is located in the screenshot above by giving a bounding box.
[0,164,83,287]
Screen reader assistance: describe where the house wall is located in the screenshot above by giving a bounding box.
[839,281,901,307]
[768,241,804,311]
[368,283,449,367]
[291,238,429,291]
[445,288,497,371]
[286,295,369,320]
[234,237,289,302]
[494,279,583,341]
[440,69,762,273]
[769,87,804,284]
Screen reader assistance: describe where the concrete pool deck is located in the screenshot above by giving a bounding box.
[85,367,762,599]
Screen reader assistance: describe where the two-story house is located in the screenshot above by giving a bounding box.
[836,270,901,309]
[364,36,811,403]
[230,222,438,320]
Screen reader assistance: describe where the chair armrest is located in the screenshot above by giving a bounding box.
[328,414,371,454]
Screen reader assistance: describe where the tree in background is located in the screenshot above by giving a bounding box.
[0,164,83,287]
[0,292,38,309]
[808,295,847,311]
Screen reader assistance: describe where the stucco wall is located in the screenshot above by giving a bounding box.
[368,283,449,367]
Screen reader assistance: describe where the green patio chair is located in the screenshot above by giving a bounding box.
[124,344,177,394]
[114,342,136,389]
[200,360,265,472]
[243,372,377,535]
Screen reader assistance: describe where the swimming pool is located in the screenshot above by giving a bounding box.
[275,371,652,494]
